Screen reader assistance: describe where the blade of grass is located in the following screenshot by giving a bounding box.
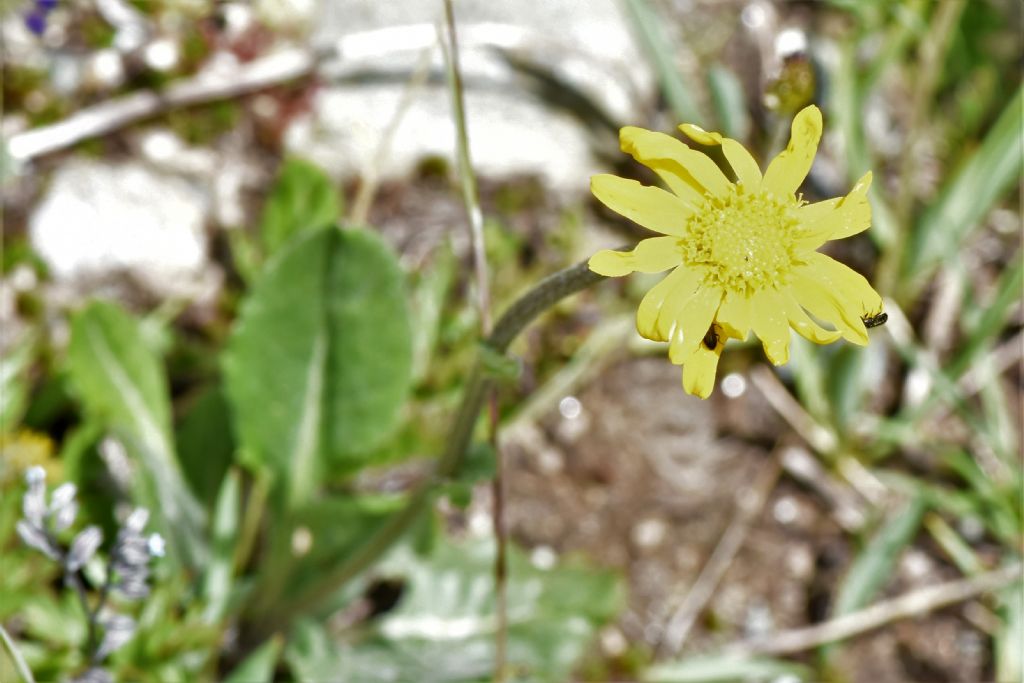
[948,256,1023,378]
[940,450,1020,545]
[707,64,749,141]
[978,354,1019,460]
[873,300,1011,460]
[202,468,241,624]
[923,513,984,576]
[996,583,1023,683]
[874,258,1021,449]
[789,330,833,427]
[878,0,967,294]
[0,624,35,683]
[861,0,928,93]
[830,40,898,251]
[903,83,1023,285]
[622,0,703,124]
[224,635,283,683]
[827,495,927,661]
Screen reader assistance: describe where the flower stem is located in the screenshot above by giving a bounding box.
[250,259,606,642]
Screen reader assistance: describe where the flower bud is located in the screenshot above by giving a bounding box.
[67,526,103,572]
[22,474,47,528]
[16,520,59,559]
[124,508,150,533]
[96,614,136,660]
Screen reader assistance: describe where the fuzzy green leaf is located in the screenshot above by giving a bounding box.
[223,227,412,507]
[67,301,206,569]
[260,157,341,255]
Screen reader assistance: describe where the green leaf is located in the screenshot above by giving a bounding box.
[260,158,341,256]
[67,300,206,569]
[622,0,703,124]
[644,653,811,682]
[707,64,750,141]
[904,83,1023,278]
[283,494,406,599]
[997,583,1023,683]
[410,244,456,384]
[202,468,241,624]
[0,333,35,435]
[285,538,624,683]
[21,593,86,648]
[825,494,926,662]
[176,385,235,509]
[833,495,926,617]
[223,227,413,507]
[224,635,283,683]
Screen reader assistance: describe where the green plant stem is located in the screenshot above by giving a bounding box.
[439,3,506,676]
[440,0,491,332]
[245,260,607,644]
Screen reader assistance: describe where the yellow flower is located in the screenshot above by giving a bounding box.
[589,105,882,399]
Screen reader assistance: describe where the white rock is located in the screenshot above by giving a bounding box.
[285,0,649,191]
[29,160,209,299]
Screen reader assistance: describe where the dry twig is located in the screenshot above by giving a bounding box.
[658,455,782,655]
[725,563,1021,656]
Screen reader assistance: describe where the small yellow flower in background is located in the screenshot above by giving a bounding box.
[589,105,883,399]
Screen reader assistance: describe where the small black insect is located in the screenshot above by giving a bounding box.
[703,327,719,350]
[862,312,888,329]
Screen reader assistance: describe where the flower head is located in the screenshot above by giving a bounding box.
[589,105,882,398]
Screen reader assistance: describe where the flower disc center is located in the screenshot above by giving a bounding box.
[683,187,797,294]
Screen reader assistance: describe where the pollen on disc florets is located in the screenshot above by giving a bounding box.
[681,185,800,294]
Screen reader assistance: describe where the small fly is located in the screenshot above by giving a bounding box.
[862,312,888,329]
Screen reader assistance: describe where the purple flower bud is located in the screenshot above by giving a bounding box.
[37,0,60,10]
[25,466,46,486]
[52,500,79,532]
[67,526,103,572]
[49,482,77,513]
[96,614,136,660]
[16,520,59,559]
[24,9,46,35]
[124,508,149,533]
[147,533,166,558]
[22,474,47,527]
[116,536,149,566]
[115,576,150,600]
[71,667,113,683]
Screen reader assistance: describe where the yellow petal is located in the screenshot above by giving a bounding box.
[618,128,705,204]
[780,290,842,344]
[620,126,732,199]
[749,288,791,365]
[588,237,683,276]
[591,174,694,236]
[795,171,873,250]
[667,286,723,364]
[762,105,822,198]
[716,289,752,340]
[680,338,724,399]
[679,123,762,189]
[802,252,882,316]
[636,265,704,342]
[789,253,881,345]
[789,285,866,345]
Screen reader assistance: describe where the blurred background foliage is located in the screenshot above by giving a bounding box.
[1,0,1021,681]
